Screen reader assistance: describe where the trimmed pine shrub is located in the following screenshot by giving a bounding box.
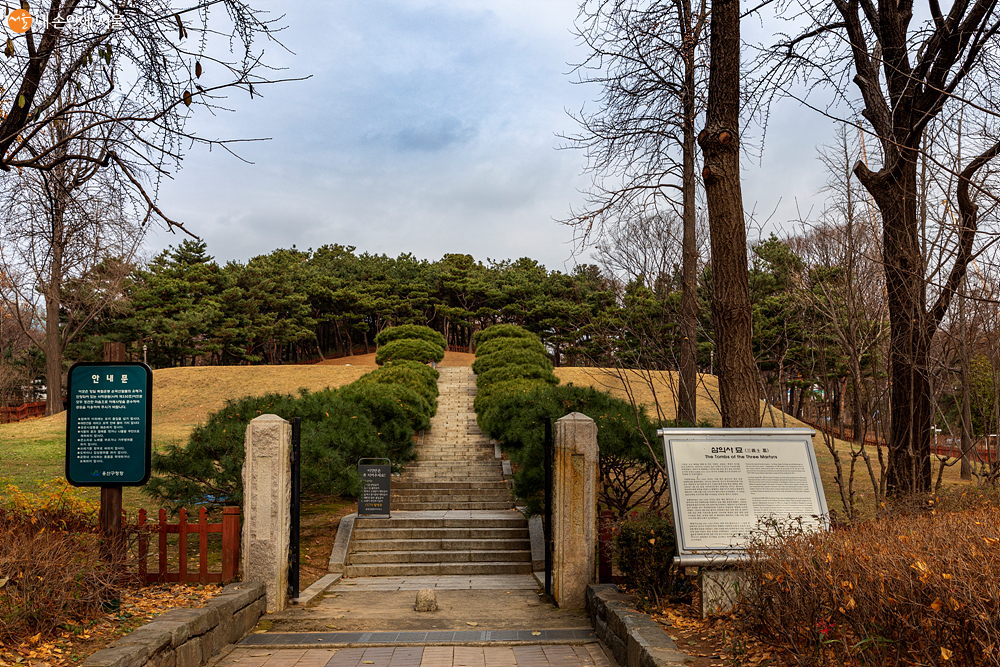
[472,348,553,376]
[476,364,559,392]
[375,324,447,350]
[475,335,547,358]
[375,338,445,365]
[353,359,439,413]
[472,323,538,347]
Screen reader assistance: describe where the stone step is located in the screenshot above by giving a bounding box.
[353,516,525,530]
[392,501,515,511]
[343,561,534,577]
[348,549,532,565]
[350,538,531,552]
[350,527,529,540]
[391,481,510,489]
[390,491,513,502]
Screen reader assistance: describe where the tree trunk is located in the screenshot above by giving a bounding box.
[698,0,757,428]
[959,291,973,480]
[857,157,932,493]
[44,191,68,417]
[678,37,699,427]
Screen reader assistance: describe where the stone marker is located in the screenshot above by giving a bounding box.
[415,588,438,611]
[552,412,598,609]
[242,414,292,613]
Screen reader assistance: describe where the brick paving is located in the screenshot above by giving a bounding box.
[218,645,612,667]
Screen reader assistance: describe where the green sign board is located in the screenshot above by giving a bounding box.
[66,362,152,487]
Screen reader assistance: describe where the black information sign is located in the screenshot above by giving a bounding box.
[358,458,391,518]
[66,362,152,487]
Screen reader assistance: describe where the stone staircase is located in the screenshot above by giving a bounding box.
[344,366,532,577]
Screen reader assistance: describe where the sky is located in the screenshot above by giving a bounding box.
[147,0,837,273]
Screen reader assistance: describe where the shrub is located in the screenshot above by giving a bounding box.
[375,338,445,365]
[353,359,439,410]
[374,324,447,350]
[472,323,538,347]
[471,348,553,376]
[475,336,547,358]
[0,483,121,644]
[737,503,1000,667]
[612,512,682,610]
[148,378,430,506]
[476,364,558,392]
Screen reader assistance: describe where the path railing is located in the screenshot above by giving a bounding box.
[138,507,240,584]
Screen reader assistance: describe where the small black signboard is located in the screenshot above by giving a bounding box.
[66,362,152,487]
[358,458,391,518]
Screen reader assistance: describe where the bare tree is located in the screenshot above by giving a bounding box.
[565,0,708,426]
[0,1,286,233]
[760,0,1000,493]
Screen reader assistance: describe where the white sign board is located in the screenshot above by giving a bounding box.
[660,428,829,566]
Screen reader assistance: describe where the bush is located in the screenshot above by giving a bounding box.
[476,364,558,391]
[475,336,547,358]
[374,324,447,350]
[472,323,538,347]
[147,373,432,506]
[737,503,1000,667]
[353,359,439,411]
[612,512,682,610]
[471,348,553,376]
[0,483,122,644]
[375,338,445,365]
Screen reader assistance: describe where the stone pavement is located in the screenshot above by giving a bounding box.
[218,645,612,667]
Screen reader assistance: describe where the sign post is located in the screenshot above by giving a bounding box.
[357,458,391,518]
[66,361,152,565]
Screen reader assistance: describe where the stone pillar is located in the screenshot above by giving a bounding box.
[242,414,291,612]
[553,412,598,609]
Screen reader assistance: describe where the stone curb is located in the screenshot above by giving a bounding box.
[328,513,356,573]
[292,573,341,606]
[586,585,693,667]
[83,582,266,667]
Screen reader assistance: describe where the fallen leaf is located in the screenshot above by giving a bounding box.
[466,622,479,627]
[531,631,541,636]
[941,647,953,660]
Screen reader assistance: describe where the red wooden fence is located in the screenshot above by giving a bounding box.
[138,507,240,584]
[0,401,46,424]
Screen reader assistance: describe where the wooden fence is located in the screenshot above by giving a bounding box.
[0,401,46,424]
[138,507,240,584]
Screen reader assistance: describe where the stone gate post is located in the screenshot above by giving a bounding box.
[242,414,291,612]
[553,412,599,609]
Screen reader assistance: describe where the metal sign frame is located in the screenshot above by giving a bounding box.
[357,458,391,518]
[65,361,152,487]
[659,428,829,567]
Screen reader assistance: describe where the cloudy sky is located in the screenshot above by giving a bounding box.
[148,0,835,272]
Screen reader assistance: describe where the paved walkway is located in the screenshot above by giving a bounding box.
[333,575,538,591]
[219,645,612,667]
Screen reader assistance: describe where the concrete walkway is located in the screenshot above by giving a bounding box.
[218,645,612,667]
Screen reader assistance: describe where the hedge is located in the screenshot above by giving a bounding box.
[375,338,445,365]
[471,347,553,376]
[471,323,538,347]
[475,336,547,358]
[375,324,447,350]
